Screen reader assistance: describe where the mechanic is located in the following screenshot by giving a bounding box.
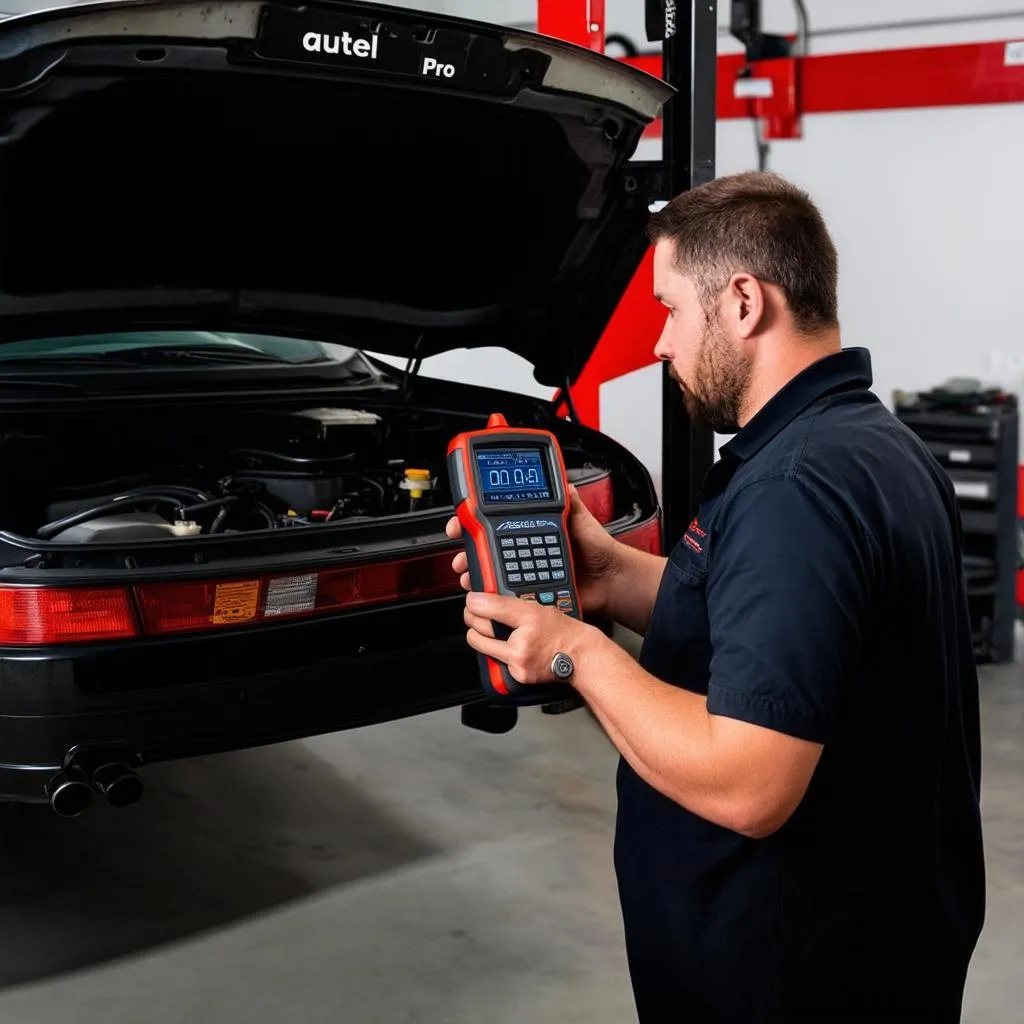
[447,170,985,1023]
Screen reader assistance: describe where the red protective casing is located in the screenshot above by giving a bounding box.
[447,413,580,701]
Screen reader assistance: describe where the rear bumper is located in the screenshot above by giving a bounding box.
[0,596,481,803]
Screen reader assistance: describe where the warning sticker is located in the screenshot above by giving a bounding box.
[212,580,260,625]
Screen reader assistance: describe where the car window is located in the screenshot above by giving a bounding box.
[0,330,378,372]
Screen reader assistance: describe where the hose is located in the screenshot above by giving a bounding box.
[209,498,277,533]
[37,494,185,540]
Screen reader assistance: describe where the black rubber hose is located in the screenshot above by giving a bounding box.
[177,495,239,518]
[37,494,184,540]
[209,498,277,533]
[126,485,213,503]
[251,501,277,528]
[209,506,233,533]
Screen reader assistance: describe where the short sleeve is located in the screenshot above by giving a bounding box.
[705,477,871,745]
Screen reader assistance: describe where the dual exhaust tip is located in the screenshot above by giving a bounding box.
[46,750,144,817]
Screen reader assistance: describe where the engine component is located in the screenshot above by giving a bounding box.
[24,405,462,542]
[400,468,433,500]
[49,513,201,544]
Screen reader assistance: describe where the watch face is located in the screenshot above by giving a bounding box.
[551,652,574,680]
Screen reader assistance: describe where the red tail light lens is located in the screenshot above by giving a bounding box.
[615,514,663,555]
[134,579,245,636]
[0,587,137,645]
[316,553,458,612]
[0,517,662,646]
[135,551,461,637]
[576,470,615,525]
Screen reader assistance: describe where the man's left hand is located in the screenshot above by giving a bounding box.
[463,590,603,685]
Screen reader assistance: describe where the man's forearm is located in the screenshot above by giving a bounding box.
[602,545,667,635]
[571,634,818,839]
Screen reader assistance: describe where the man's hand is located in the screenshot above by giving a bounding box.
[445,486,624,617]
[462,590,604,685]
[464,586,822,839]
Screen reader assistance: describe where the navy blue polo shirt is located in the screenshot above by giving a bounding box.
[614,348,985,1024]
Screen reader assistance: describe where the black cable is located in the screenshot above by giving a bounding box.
[605,32,639,57]
[563,375,582,425]
[37,494,184,540]
[793,0,810,55]
[210,505,233,534]
[177,495,239,518]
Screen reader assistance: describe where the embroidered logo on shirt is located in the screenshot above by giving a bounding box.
[683,517,706,553]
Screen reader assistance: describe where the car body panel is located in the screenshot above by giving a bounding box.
[0,2,671,808]
[0,0,673,387]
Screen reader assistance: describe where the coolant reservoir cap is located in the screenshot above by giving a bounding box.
[405,468,431,481]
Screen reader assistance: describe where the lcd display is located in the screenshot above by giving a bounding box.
[476,448,552,504]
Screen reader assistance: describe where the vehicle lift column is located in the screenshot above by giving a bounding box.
[539,0,719,548]
[655,1,718,545]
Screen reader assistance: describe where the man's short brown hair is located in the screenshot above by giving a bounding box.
[646,171,839,335]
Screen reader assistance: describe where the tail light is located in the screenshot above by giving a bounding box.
[574,468,614,524]
[615,513,662,555]
[135,551,458,637]
[0,586,136,645]
[0,513,661,646]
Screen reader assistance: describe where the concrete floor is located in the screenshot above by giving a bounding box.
[0,659,1020,1022]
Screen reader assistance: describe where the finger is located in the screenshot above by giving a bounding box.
[466,627,510,663]
[451,551,468,575]
[445,517,463,540]
[466,590,531,626]
[460,571,471,592]
[464,606,498,637]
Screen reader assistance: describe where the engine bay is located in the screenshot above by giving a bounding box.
[1,406,460,544]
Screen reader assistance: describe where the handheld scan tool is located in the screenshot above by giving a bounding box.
[447,414,581,704]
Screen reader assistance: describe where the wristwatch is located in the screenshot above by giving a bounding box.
[550,651,575,681]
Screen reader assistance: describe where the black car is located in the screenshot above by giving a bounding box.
[0,0,670,816]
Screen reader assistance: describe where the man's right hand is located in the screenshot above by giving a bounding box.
[445,485,624,618]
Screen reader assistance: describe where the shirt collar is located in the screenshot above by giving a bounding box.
[720,347,873,462]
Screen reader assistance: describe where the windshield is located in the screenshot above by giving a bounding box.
[0,330,383,377]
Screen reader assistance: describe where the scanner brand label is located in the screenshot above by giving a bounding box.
[496,519,558,532]
[256,7,477,87]
[302,30,380,60]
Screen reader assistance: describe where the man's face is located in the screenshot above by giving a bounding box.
[652,239,752,434]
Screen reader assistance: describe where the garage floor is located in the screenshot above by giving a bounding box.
[0,657,1020,1023]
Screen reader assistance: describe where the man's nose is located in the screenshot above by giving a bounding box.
[653,323,672,361]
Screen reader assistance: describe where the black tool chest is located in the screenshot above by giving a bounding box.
[894,381,1019,663]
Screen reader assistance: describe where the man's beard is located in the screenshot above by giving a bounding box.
[668,315,751,434]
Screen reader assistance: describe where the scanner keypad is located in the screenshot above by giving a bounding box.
[499,528,572,611]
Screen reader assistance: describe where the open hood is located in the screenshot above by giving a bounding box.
[0,0,673,386]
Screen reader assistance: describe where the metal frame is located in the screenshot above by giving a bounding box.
[538,0,719,550]
[660,1,718,547]
[626,37,1024,141]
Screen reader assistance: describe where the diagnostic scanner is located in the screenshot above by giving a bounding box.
[447,413,581,704]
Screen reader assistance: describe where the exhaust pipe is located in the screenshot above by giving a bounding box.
[58,744,145,812]
[89,761,144,809]
[46,771,94,818]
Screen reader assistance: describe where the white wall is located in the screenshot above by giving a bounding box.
[389,2,1024,485]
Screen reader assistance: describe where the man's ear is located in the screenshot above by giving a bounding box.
[726,272,766,339]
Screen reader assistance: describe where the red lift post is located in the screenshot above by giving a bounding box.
[537,0,719,550]
[538,1,1024,570]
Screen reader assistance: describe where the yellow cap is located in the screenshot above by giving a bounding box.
[405,468,431,481]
